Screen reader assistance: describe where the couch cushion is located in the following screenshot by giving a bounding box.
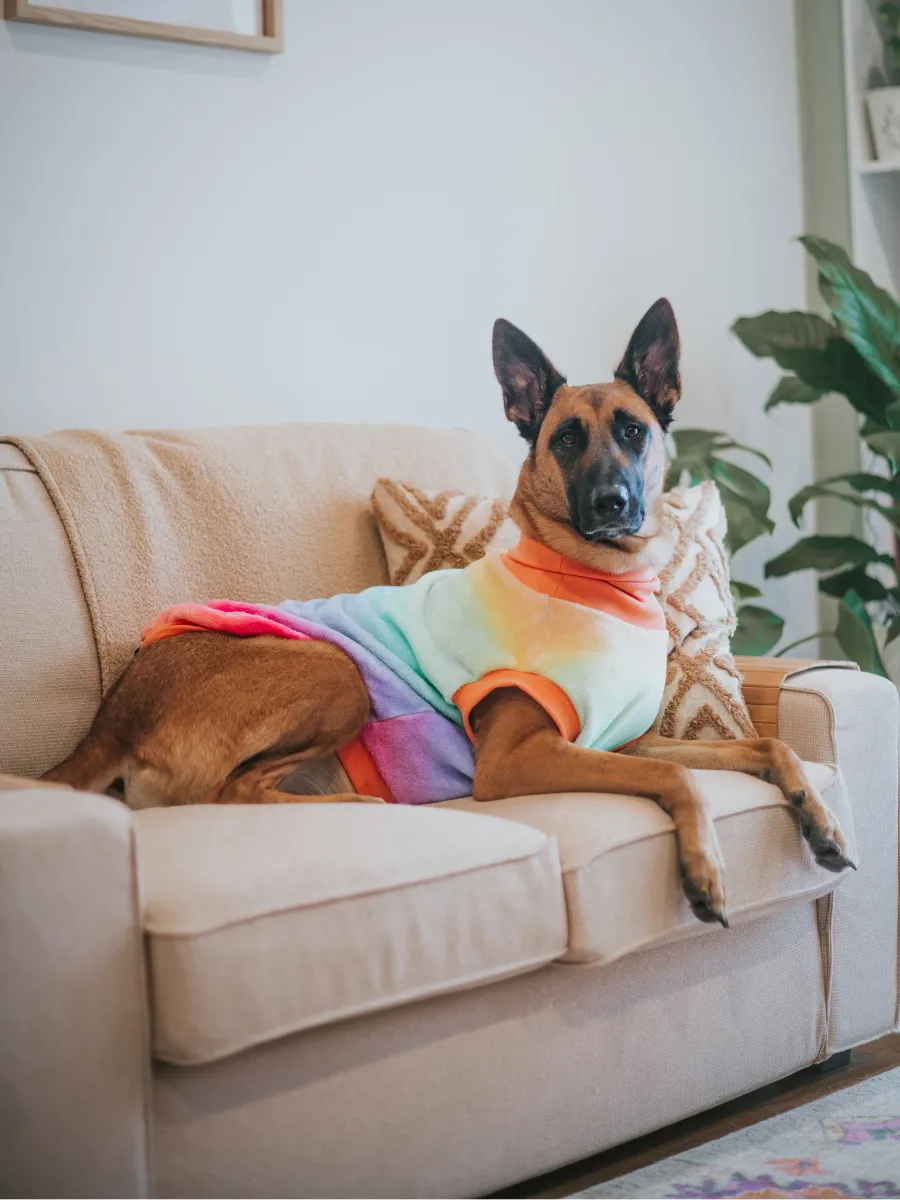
[135,803,566,1066]
[440,761,855,964]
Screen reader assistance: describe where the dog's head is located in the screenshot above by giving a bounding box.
[494,299,681,571]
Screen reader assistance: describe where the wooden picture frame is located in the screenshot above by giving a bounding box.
[4,0,283,53]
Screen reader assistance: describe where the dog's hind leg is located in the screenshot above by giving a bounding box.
[42,731,130,795]
[207,751,384,805]
[628,732,853,872]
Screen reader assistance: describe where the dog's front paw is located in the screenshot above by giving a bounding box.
[767,744,856,873]
[681,848,729,929]
[799,810,856,872]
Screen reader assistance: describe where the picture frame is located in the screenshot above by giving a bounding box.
[3,0,284,53]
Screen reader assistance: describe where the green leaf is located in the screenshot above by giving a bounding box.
[765,535,893,577]
[668,429,723,457]
[765,375,824,411]
[800,235,900,399]
[818,567,889,602]
[835,589,889,676]
[711,459,771,510]
[787,472,900,524]
[867,430,900,463]
[885,399,900,429]
[719,485,775,554]
[731,580,763,601]
[788,482,900,530]
[732,310,833,357]
[666,456,712,487]
[669,428,772,470]
[731,604,785,656]
[840,472,900,498]
[733,309,895,422]
[886,614,900,646]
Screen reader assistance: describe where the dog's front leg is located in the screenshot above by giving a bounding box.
[628,733,854,873]
[470,688,728,926]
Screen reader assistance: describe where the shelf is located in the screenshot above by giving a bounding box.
[858,159,900,175]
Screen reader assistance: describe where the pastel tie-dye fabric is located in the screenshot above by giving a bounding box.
[141,538,668,804]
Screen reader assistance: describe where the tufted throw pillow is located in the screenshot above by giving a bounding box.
[371,478,519,585]
[370,478,756,740]
[650,482,757,740]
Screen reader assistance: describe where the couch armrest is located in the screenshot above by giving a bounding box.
[0,778,151,1198]
[774,669,900,1052]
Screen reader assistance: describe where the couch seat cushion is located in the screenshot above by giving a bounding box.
[135,803,566,1066]
[440,761,855,964]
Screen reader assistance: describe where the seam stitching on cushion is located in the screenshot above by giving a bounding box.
[562,877,846,965]
[151,943,567,1066]
[144,835,561,938]
[554,773,840,873]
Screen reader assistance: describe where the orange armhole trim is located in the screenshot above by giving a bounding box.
[454,669,580,743]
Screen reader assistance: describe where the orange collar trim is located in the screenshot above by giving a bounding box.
[500,536,665,630]
[506,535,660,585]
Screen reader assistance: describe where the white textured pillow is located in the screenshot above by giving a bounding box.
[370,478,756,740]
[371,478,519,585]
[652,482,756,740]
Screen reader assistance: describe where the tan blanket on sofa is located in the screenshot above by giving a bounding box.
[3,425,514,693]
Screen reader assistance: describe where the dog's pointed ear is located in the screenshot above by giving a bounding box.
[493,318,566,444]
[615,298,681,428]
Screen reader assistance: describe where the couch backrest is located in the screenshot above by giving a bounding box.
[0,424,516,778]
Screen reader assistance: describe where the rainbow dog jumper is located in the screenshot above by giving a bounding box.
[141,536,668,804]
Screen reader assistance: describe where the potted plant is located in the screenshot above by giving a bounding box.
[866,2,900,163]
[731,235,900,676]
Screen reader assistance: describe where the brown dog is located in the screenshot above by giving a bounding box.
[44,300,852,926]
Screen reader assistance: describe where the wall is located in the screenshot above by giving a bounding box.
[795,0,860,653]
[0,0,816,638]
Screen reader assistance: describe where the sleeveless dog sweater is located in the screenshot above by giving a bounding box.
[141,536,668,804]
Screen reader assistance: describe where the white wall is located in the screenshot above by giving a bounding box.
[0,0,816,638]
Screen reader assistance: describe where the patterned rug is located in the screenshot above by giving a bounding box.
[572,1066,900,1198]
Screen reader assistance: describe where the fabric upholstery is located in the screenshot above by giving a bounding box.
[152,901,827,1199]
[779,668,900,1052]
[0,786,150,1198]
[3,425,516,696]
[442,761,854,963]
[135,803,567,1065]
[0,444,100,778]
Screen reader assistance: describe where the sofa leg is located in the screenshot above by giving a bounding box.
[811,1049,851,1074]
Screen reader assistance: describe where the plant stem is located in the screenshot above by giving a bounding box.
[775,631,838,657]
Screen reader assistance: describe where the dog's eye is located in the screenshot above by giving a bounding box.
[558,429,577,447]
[623,423,641,440]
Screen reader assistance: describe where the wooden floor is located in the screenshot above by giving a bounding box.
[492,1033,900,1199]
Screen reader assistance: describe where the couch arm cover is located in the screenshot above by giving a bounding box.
[0,778,150,1198]
[771,666,899,1053]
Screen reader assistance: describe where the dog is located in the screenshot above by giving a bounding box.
[43,299,852,926]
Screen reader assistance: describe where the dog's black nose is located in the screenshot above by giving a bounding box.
[591,485,628,517]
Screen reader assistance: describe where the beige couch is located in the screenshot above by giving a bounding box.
[1,423,898,1200]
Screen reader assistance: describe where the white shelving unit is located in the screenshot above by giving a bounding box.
[842,0,900,293]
